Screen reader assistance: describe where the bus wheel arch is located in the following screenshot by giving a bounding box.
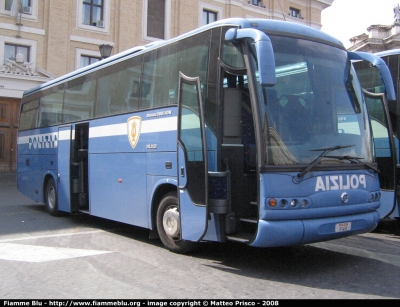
[155,191,198,254]
[44,175,59,216]
[151,183,176,233]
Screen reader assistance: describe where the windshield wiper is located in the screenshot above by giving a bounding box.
[297,145,355,178]
[325,155,380,173]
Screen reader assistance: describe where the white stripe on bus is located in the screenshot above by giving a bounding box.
[89,116,177,138]
[17,116,178,144]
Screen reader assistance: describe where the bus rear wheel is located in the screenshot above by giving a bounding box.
[45,177,59,216]
[156,192,197,254]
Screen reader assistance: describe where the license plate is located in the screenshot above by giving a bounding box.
[335,222,351,232]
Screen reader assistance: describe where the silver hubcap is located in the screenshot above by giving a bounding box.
[48,186,56,209]
[163,207,180,239]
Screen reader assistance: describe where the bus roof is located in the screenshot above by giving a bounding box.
[374,49,400,57]
[23,17,344,97]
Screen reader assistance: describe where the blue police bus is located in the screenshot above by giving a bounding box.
[17,18,396,253]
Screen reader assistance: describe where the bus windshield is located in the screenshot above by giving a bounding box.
[261,36,372,166]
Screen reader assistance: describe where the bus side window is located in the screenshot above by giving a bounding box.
[39,86,64,127]
[19,99,39,130]
[169,83,179,104]
[126,80,141,111]
[109,70,132,114]
[140,81,152,109]
[64,73,96,121]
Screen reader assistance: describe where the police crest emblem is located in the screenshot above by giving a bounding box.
[127,116,142,148]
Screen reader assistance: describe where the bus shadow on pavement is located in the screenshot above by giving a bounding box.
[374,218,400,236]
[190,235,400,299]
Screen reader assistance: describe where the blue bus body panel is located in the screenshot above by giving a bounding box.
[17,153,42,202]
[251,170,381,247]
[88,109,178,226]
[17,127,58,203]
[89,152,148,226]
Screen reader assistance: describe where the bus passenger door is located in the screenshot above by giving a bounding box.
[351,52,398,218]
[364,90,397,218]
[177,73,208,241]
[57,125,72,212]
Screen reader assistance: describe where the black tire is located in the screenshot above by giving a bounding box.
[156,192,198,254]
[45,178,59,216]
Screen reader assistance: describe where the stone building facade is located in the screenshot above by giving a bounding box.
[348,4,400,53]
[0,0,333,172]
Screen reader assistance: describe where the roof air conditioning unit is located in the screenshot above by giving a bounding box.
[96,20,104,28]
[22,6,32,14]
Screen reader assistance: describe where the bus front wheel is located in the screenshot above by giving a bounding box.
[45,178,59,216]
[156,192,197,254]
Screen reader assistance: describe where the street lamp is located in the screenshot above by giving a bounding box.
[99,44,114,59]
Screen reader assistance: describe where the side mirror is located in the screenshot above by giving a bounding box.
[349,51,396,101]
[225,28,276,86]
